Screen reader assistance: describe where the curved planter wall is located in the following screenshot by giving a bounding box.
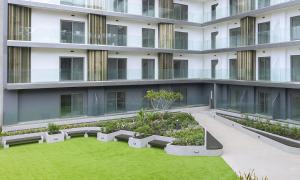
[216,113,300,154]
[128,135,175,148]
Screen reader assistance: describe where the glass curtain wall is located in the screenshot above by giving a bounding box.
[291,16,300,40]
[142,28,155,48]
[107,58,127,80]
[258,57,271,81]
[106,91,126,113]
[258,22,270,44]
[175,32,188,49]
[229,27,241,48]
[173,88,187,107]
[60,57,84,81]
[257,91,271,116]
[107,24,127,46]
[174,3,188,21]
[61,20,85,44]
[142,59,155,79]
[174,60,188,78]
[291,93,300,121]
[142,0,155,17]
[60,94,84,117]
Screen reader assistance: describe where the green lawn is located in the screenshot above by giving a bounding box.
[0,138,237,180]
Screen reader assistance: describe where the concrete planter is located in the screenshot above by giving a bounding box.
[45,131,64,144]
[128,135,153,148]
[215,113,300,154]
[97,130,136,142]
[2,132,44,148]
[165,144,222,156]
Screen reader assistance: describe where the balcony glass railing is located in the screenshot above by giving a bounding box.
[8,68,296,84]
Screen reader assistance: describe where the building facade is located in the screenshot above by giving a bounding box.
[1,0,300,126]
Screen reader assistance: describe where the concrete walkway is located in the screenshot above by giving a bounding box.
[183,107,300,180]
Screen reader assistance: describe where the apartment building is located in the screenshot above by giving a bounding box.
[1,0,300,126]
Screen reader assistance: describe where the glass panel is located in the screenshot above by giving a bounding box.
[175,32,188,50]
[230,0,238,16]
[229,27,241,48]
[211,4,218,20]
[291,16,300,41]
[211,59,218,79]
[291,55,300,81]
[228,87,242,111]
[60,0,85,7]
[174,3,188,21]
[142,0,155,17]
[72,94,83,116]
[117,92,126,111]
[173,88,187,107]
[258,22,270,44]
[291,94,300,121]
[229,59,237,80]
[118,58,127,79]
[61,21,72,43]
[73,22,85,44]
[257,91,270,115]
[107,58,118,80]
[142,59,155,79]
[60,57,72,81]
[114,0,127,13]
[142,28,155,48]
[258,0,270,9]
[106,92,116,113]
[72,58,84,80]
[258,57,271,81]
[211,32,218,49]
[174,60,188,78]
[61,95,72,116]
[107,24,127,46]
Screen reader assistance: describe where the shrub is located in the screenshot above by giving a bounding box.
[47,123,61,135]
[134,124,154,136]
[239,170,268,180]
[168,128,205,146]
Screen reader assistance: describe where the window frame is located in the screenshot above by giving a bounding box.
[60,20,85,44]
[59,56,84,81]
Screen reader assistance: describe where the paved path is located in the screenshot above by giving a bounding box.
[183,107,300,180]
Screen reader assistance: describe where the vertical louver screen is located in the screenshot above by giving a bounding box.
[158,23,174,49]
[8,4,31,41]
[8,47,31,83]
[158,53,173,79]
[88,14,106,45]
[237,50,256,81]
[240,16,256,46]
[87,50,108,81]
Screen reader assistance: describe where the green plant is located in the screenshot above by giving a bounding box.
[144,90,183,114]
[168,128,205,146]
[239,170,268,180]
[134,124,154,136]
[47,123,61,135]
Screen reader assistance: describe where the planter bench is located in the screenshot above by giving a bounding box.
[45,131,65,144]
[2,132,44,148]
[148,140,170,149]
[114,134,133,142]
[97,130,136,142]
[64,127,101,139]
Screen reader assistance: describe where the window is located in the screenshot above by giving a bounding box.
[229,27,241,48]
[173,88,187,107]
[291,16,300,41]
[60,57,84,81]
[107,24,127,46]
[174,60,188,79]
[60,94,83,117]
[291,55,300,82]
[60,0,85,7]
[142,28,155,48]
[211,4,218,20]
[229,59,237,80]
[258,0,270,9]
[257,91,270,115]
[113,0,127,13]
[174,3,188,21]
[142,0,155,17]
[107,58,127,80]
[106,91,126,113]
[61,20,85,44]
[258,57,271,81]
[142,59,155,79]
[211,60,218,79]
[230,0,238,16]
[175,32,188,50]
[211,32,218,49]
[258,22,270,44]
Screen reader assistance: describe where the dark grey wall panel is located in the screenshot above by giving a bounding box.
[3,90,18,125]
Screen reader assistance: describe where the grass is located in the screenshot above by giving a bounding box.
[0,138,237,180]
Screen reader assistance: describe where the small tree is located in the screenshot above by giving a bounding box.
[145,90,183,114]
